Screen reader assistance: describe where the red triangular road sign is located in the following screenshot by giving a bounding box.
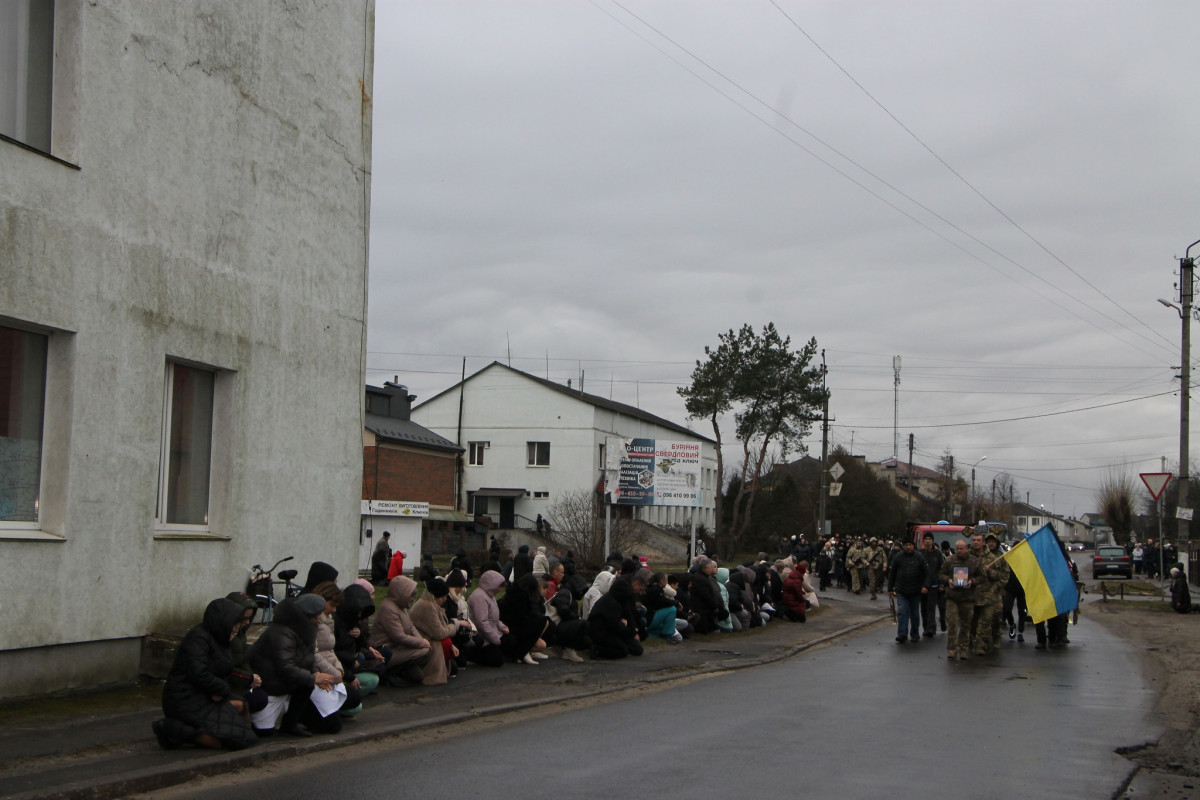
[1140,472,1172,500]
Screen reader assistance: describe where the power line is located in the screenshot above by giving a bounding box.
[767,0,1174,355]
[594,0,1173,363]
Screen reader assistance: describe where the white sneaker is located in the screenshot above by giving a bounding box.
[521,654,538,665]
[531,651,549,660]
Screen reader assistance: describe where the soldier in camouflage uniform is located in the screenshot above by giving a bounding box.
[968,531,1006,655]
[939,539,981,660]
[846,538,868,594]
[982,533,1011,647]
[867,538,888,600]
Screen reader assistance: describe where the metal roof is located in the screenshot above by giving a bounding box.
[365,413,463,453]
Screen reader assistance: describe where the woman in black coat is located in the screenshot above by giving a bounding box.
[249,595,342,737]
[497,573,549,664]
[587,578,643,659]
[153,598,259,750]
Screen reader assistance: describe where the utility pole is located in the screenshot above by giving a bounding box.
[906,433,915,516]
[1177,248,1195,559]
[817,350,830,540]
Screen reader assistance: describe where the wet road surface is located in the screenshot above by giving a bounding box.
[154,612,1157,800]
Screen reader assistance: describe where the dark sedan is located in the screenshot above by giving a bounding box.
[1092,546,1133,580]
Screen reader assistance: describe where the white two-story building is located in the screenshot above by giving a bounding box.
[411,362,718,534]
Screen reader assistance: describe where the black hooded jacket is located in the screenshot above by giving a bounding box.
[249,598,318,695]
[588,579,638,643]
[301,561,339,594]
[334,584,377,676]
[162,598,242,718]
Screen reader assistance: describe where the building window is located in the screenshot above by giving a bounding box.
[526,441,549,467]
[468,441,488,466]
[158,362,214,527]
[1017,517,1026,527]
[0,324,47,523]
[533,491,549,499]
[0,0,55,152]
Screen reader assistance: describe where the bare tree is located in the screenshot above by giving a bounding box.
[1097,470,1137,545]
[545,489,646,570]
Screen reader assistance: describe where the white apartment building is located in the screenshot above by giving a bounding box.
[411,363,718,533]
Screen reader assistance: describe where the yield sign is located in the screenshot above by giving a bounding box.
[1140,472,1172,501]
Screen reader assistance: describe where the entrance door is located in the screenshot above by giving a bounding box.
[499,497,516,529]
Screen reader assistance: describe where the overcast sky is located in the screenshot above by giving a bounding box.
[365,1,1200,520]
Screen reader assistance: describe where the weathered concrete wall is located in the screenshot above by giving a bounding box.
[0,0,374,697]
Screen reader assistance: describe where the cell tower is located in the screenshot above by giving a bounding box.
[893,355,901,461]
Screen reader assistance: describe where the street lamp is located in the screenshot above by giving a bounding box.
[970,456,987,522]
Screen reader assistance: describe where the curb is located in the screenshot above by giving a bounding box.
[9,614,889,800]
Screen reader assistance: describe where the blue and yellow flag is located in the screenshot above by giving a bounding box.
[1002,525,1079,624]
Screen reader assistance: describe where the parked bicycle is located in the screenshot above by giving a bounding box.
[245,556,301,623]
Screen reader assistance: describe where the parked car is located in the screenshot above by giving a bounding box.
[1092,545,1132,580]
[1068,541,1085,551]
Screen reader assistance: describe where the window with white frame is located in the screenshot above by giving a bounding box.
[158,362,215,527]
[468,441,488,466]
[0,0,55,152]
[0,324,47,524]
[526,441,549,467]
[533,491,549,499]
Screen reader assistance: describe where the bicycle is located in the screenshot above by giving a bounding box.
[245,556,300,623]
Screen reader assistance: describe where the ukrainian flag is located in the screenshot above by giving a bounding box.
[1003,525,1079,624]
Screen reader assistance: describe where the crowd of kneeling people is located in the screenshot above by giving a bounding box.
[151,547,821,750]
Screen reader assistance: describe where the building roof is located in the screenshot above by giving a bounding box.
[415,361,716,445]
[364,413,463,454]
[874,458,943,481]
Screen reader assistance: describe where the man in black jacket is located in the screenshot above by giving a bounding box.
[919,532,946,637]
[887,539,929,643]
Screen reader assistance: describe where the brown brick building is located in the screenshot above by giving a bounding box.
[360,382,478,569]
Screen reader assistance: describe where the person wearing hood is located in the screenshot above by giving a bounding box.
[301,561,339,594]
[153,598,259,751]
[387,549,407,582]
[333,582,383,702]
[532,545,549,576]
[588,575,644,659]
[1170,565,1193,613]
[371,576,435,686]
[781,562,809,622]
[248,594,342,737]
[725,568,751,631]
[411,577,471,683]
[222,591,266,714]
[310,582,365,716]
[498,572,551,665]
[581,570,615,620]
[466,570,510,667]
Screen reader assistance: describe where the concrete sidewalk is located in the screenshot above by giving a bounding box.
[0,594,891,800]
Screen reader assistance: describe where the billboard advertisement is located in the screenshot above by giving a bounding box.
[604,437,702,507]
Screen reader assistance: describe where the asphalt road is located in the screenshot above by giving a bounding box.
[151,612,1158,800]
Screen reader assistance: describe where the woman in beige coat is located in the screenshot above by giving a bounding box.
[410,578,470,685]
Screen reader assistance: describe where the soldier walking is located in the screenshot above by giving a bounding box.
[940,539,981,661]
